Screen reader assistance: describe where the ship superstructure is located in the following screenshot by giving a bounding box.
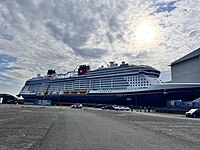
[19,61,200,106]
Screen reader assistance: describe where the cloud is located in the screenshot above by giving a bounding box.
[73,48,108,59]
[188,30,200,37]
[151,1,178,14]
[0,24,14,41]
[0,0,200,94]
[0,54,16,64]
[0,54,21,73]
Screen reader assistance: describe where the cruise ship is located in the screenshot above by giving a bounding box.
[19,61,200,107]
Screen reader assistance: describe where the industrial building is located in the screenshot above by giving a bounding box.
[171,48,200,83]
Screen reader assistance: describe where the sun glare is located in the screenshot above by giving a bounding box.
[135,22,156,43]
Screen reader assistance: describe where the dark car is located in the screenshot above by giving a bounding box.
[185,109,200,118]
[94,104,106,108]
[102,105,115,110]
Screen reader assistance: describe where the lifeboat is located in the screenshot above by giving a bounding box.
[70,90,78,93]
[79,89,87,93]
[63,90,70,93]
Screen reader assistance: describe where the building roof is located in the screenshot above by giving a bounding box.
[193,97,200,102]
[171,48,200,66]
[0,93,18,99]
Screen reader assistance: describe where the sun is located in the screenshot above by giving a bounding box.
[135,22,156,43]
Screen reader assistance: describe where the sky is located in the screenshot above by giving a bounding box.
[0,0,200,95]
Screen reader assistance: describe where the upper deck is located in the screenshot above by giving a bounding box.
[26,61,160,85]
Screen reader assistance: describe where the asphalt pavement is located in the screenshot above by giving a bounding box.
[0,104,200,150]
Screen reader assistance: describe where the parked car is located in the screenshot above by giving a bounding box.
[185,109,200,118]
[94,104,106,108]
[111,105,130,111]
[71,103,83,109]
[102,105,130,111]
[102,105,114,110]
[116,106,131,111]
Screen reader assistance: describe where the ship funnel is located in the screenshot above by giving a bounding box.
[47,69,56,76]
[78,65,90,75]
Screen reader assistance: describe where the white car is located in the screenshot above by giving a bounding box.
[71,103,83,109]
[113,105,130,111]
